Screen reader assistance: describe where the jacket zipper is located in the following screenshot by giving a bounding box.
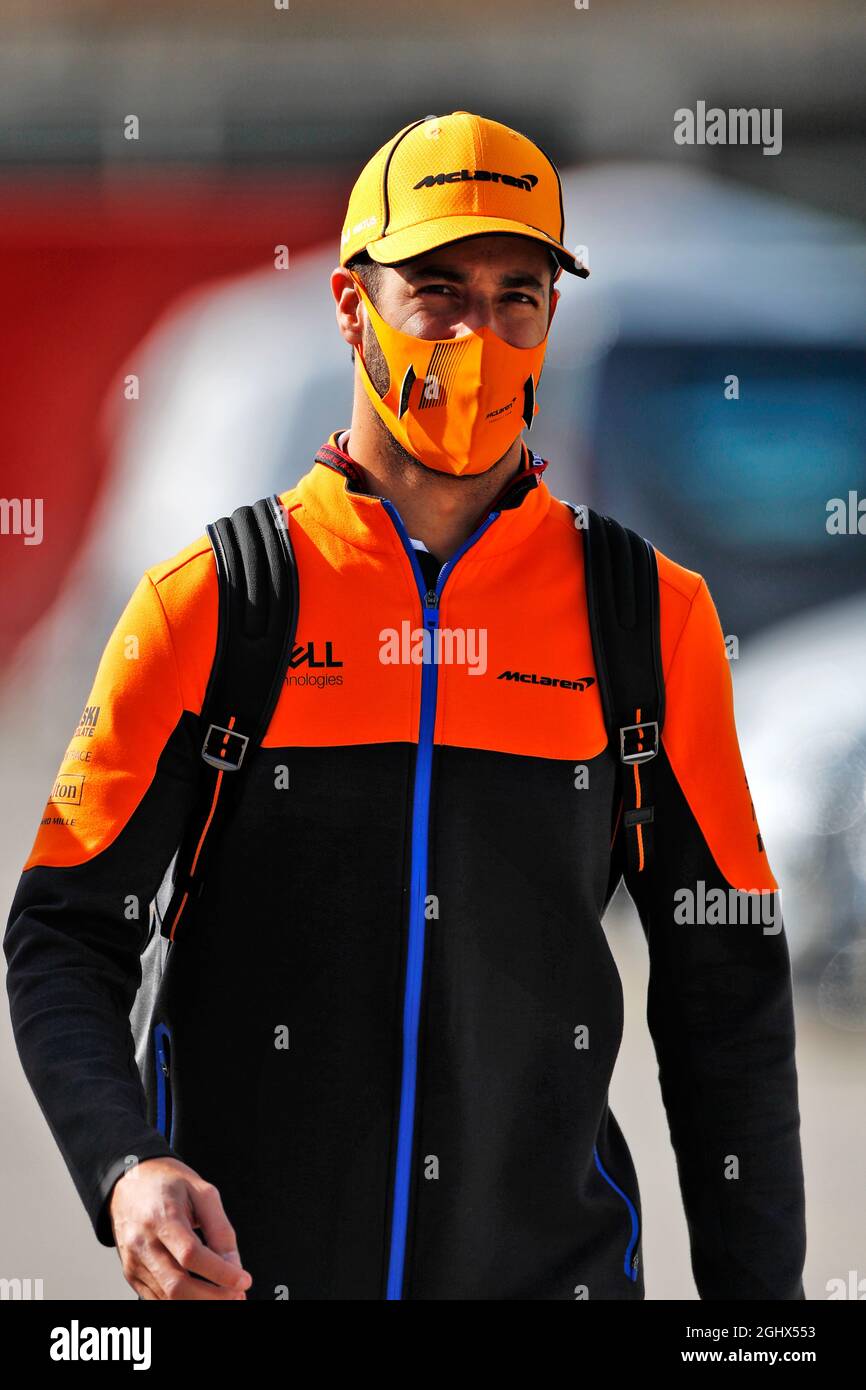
[154,1022,175,1147]
[380,498,500,1301]
[593,1143,640,1280]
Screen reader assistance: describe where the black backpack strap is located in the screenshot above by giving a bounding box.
[161,495,298,942]
[566,502,665,877]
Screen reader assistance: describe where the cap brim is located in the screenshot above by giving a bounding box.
[361,215,590,278]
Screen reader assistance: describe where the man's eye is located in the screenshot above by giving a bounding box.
[418,286,536,305]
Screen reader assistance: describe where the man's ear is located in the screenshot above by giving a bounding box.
[547,286,561,327]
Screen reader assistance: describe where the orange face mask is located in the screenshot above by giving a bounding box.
[350,270,559,477]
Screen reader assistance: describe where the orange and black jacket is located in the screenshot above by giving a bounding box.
[4,431,806,1300]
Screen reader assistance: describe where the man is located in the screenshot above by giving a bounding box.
[4,111,806,1300]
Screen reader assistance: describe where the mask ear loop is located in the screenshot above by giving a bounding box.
[347,269,390,402]
[397,365,416,418]
[522,374,536,430]
[347,268,369,342]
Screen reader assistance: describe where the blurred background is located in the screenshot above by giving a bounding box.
[1,0,864,1299]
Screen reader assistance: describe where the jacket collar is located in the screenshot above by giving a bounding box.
[292,430,552,558]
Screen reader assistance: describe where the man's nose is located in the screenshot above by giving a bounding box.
[450,296,496,335]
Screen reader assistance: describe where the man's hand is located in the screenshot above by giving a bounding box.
[109,1157,253,1300]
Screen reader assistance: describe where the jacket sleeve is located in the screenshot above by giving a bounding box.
[3,569,205,1247]
[621,564,807,1300]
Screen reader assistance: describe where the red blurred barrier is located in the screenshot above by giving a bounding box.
[0,172,348,661]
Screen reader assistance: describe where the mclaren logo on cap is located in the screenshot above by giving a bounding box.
[413,170,539,191]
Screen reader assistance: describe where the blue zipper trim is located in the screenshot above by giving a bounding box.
[381,498,500,1301]
[154,1022,174,1146]
[593,1143,640,1280]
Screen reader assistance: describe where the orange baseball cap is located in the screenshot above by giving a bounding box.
[339,110,589,279]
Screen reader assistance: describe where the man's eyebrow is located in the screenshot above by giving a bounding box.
[405,264,546,291]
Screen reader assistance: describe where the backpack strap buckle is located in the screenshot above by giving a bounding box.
[619,714,658,877]
[619,721,659,765]
[202,723,249,771]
